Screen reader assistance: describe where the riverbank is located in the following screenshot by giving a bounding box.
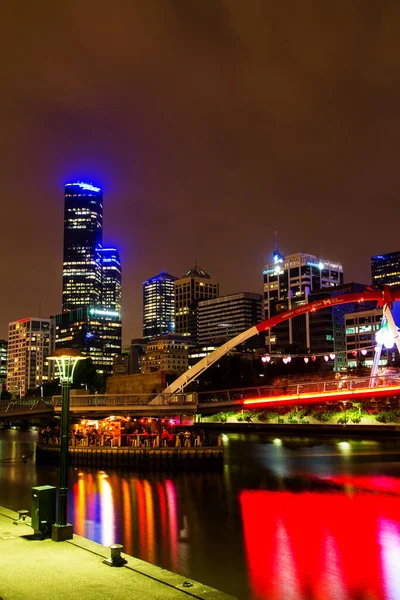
[36,443,223,469]
[0,505,235,600]
[193,421,400,437]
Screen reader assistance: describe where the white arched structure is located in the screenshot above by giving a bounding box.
[150,289,399,405]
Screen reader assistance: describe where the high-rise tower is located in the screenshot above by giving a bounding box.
[175,265,219,345]
[56,181,121,375]
[62,182,103,311]
[99,247,122,311]
[143,271,177,339]
[263,251,344,352]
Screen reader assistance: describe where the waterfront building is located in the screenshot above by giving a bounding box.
[371,251,400,288]
[56,181,122,372]
[198,292,264,347]
[175,264,219,345]
[6,318,54,396]
[263,251,344,352]
[55,307,121,376]
[143,271,177,339]
[141,335,190,375]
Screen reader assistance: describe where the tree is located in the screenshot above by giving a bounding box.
[73,358,105,393]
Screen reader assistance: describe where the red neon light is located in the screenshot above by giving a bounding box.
[17,318,31,323]
[243,384,400,407]
[254,291,387,333]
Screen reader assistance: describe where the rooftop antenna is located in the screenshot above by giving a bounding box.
[273,231,284,264]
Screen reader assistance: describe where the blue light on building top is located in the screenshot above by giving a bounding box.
[65,182,101,192]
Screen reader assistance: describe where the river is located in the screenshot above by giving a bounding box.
[1,429,400,600]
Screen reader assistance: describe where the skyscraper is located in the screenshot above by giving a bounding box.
[99,247,122,311]
[62,182,103,311]
[263,251,344,352]
[143,271,177,339]
[371,251,400,287]
[56,181,122,375]
[175,265,219,344]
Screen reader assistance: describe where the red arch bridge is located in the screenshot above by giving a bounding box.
[153,287,400,410]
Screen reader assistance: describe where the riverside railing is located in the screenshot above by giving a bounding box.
[198,373,400,404]
[51,392,197,408]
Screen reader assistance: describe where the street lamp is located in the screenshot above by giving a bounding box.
[47,348,85,541]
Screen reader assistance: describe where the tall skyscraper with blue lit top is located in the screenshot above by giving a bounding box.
[56,181,122,375]
[62,182,103,311]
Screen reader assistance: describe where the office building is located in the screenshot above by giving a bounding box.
[141,335,190,375]
[175,264,219,345]
[56,181,122,372]
[99,247,122,311]
[198,292,264,347]
[345,309,388,369]
[309,282,376,371]
[0,339,7,392]
[55,307,121,376]
[143,271,177,339]
[371,251,400,288]
[6,318,54,396]
[62,182,103,311]
[263,251,344,352]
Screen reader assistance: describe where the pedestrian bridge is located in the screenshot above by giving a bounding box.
[197,374,400,411]
[0,399,53,419]
[52,392,198,417]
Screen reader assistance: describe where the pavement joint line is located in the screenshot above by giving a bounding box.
[68,535,236,599]
[0,506,236,600]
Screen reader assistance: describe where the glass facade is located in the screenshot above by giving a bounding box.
[198,293,264,347]
[371,251,400,287]
[62,182,103,311]
[263,252,344,352]
[143,271,177,339]
[99,248,122,311]
[55,307,121,376]
[57,182,122,373]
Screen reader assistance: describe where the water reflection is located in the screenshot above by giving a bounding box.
[240,489,400,600]
[2,430,400,599]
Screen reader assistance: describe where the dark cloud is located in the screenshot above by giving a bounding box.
[1,1,400,341]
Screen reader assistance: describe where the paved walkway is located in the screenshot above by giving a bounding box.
[0,506,235,600]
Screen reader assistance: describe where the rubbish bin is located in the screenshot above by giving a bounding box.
[31,485,56,537]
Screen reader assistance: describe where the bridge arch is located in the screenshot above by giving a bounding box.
[152,290,398,404]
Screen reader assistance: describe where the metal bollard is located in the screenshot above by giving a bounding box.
[103,543,127,567]
[13,509,29,525]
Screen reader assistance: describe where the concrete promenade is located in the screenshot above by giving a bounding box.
[0,506,235,600]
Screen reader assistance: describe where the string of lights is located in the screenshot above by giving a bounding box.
[261,344,387,364]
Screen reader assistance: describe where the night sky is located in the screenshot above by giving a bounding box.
[2,1,400,343]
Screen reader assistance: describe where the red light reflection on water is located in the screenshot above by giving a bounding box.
[240,487,400,600]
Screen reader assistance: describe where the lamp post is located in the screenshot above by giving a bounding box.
[47,348,85,541]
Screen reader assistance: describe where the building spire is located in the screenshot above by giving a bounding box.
[273,231,284,263]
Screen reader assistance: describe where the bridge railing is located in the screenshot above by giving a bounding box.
[197,374,400,404]
[52,392,197,407]
[0,399,52,413]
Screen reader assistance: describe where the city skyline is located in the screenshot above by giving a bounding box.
[2,2,400,344]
